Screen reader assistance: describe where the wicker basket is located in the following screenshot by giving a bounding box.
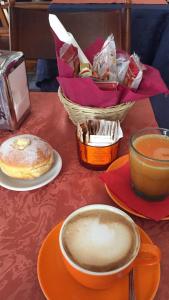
[58,87,134,125]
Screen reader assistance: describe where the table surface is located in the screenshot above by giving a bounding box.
[0,93,168,300]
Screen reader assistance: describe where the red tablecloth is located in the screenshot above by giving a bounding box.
[0,93,167,300]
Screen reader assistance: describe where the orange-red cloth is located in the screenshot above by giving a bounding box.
[100,162,169,221]
[0,93,166,300]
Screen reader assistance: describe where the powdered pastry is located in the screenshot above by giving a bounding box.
[0,134,54,179]
[62,210,137,272]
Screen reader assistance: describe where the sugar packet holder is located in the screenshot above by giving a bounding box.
[77,120,123,170]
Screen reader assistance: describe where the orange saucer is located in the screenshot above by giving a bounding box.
[37,222,160,300]
[106,155,169,220]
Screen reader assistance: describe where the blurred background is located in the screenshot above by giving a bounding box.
[0,0,169,128]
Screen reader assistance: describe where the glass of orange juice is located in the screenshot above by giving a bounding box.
[129,128,169,201]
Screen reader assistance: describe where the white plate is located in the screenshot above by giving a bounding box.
[0,150,62,191]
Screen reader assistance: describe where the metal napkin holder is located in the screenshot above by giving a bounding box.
[0,50,31,131]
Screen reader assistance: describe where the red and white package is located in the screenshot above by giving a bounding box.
[116,52,130,83]
[59,43,80,75]
[123,53,145,89]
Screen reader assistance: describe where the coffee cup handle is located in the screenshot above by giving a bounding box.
[134,243,161,266]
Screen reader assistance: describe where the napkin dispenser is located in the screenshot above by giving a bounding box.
[0,50,31,130]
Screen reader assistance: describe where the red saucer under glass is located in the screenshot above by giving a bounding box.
[105,154,169,220]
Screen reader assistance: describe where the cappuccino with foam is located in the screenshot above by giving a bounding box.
[62,209,138,272]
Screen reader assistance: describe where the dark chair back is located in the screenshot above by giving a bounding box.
[55,1,131,54]
[9,1,55,59]
[9,0,131,59]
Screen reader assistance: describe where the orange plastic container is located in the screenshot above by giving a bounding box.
[77,138,119,170]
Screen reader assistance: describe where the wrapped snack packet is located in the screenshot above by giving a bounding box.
[49,14,90,65]
[117,52,130,83]
[123,53,145,89]
[59,43,80,75]
[92,34,117,82]
[79,63,92,78]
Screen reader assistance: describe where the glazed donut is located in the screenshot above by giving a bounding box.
[0,134,54,179]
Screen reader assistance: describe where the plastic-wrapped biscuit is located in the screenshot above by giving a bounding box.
[123,53,144,89]
[92,34,117,82]
[0,134,54,179]
[79,63,92,78]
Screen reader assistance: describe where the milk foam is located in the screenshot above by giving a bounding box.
[63,214,133,271]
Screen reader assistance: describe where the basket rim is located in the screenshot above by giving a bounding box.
[58,87,134,111]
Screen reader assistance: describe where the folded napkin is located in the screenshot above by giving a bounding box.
[52,32,169,108]
[100,162,169,221]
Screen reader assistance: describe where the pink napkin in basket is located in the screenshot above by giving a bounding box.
[52,33,169,108]
[100,162,169,221]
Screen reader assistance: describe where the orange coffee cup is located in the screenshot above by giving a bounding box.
[59,204,160,289]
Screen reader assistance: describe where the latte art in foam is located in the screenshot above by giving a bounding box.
[62,210,137,272]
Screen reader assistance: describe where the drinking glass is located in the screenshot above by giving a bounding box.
[129,128,169,201]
